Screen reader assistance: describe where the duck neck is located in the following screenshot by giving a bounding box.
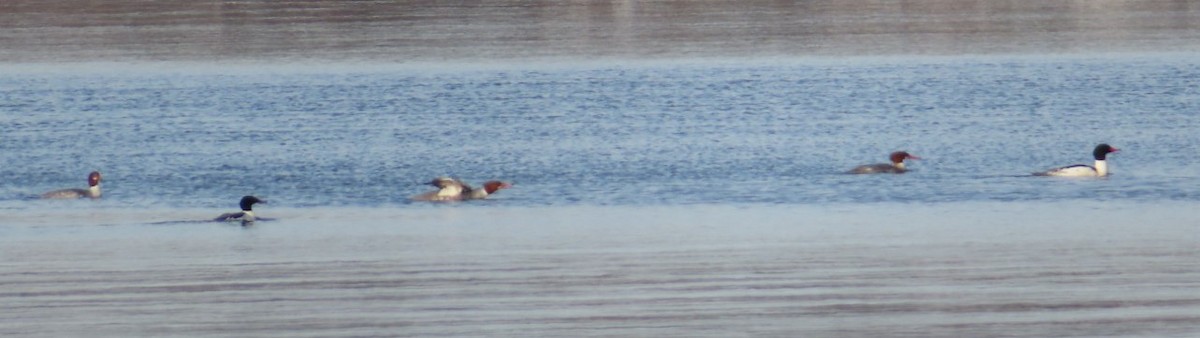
[1095,159,1108,176]
[87,184,101,198]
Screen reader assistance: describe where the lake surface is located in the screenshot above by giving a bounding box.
[3,1,1200,337]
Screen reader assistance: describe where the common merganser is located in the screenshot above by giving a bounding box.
[462,181,512,200]
[849,151,921,174]
[411,177,511,201]
[1035,144,1119,177]
[41,171,102,199]
[214,196,266,225]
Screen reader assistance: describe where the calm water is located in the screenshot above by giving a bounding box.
[3,1,1200,337]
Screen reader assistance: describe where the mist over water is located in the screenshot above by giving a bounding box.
[3,1,1200,337]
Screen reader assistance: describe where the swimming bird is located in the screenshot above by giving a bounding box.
[214,196,266,225]
[41,171,102,199]
[848,151,921,174]
[461,180,512,200]
[411,177,511,201]
[1034,144,1119,177]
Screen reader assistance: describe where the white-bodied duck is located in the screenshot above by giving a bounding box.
[1035,144,1119,177]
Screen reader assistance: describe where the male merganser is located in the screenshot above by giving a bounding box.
[1035,144,1119,177]
[411,177,511,201]
[214,196,266,225]
[462,180,512,200]
[849,151,921,174]
[41,171,102,199]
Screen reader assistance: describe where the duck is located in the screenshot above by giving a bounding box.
[41,171,102,199]
[462,180,513,200]
[848,151,921,174]
[1034,144,1119,177]
[411,177,511,201]
[214,196,266,225]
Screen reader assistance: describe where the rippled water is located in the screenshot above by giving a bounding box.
[3,1,1200,337]
[4,54,1199,338]
[3,56,1200,209]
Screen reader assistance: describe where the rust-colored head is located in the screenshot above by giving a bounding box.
[889,151,920,164]
[87,171,102,187]
[482,181,512,194]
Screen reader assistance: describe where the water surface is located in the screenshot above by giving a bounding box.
[3,1,1200,337]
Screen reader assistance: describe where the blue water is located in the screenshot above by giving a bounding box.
[3,55,1199,212]
[4,55,1200,337]
[6,1,1200,335]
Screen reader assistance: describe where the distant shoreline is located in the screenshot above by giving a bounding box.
[1,52,1196,75]
[2,0,1198,62]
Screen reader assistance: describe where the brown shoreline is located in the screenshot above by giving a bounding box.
[2,0,1199,62]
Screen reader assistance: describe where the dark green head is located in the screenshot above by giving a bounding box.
[1093,144,1119,160]
[239,196,264,211]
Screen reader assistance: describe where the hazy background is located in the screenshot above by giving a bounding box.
[2,0,1198,62]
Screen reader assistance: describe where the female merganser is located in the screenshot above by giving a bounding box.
[462,181,512,200]
[41,171,102,199]
[214,196,266,225]
[411,177,467,201]
[1035,144,1119,177]
[849,151,921,174]
[411,177,511,201]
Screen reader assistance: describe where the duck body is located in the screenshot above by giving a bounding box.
[849,152,920,174]
[849,163,908,174]
[42,171,102,199]
[411,177,468,201]
[1035,144,1118,177]
[1036,164,1103,177]
[214,210,256,222]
